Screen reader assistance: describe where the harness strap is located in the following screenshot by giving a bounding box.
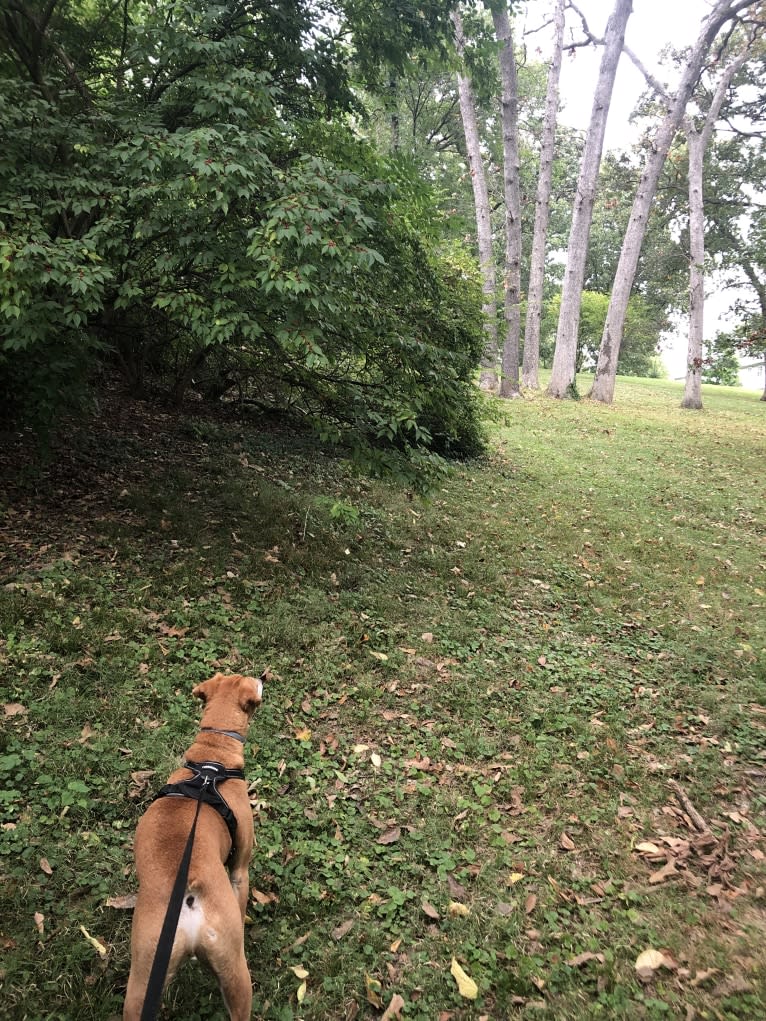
[152,760,245,859]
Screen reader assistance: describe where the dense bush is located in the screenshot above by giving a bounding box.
[0,0,483,484]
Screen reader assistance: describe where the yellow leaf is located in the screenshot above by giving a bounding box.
[370,752,382,769]
[79,925,108,959]
[294,727,312,741]
[291,966,309,980]
[450,957,478,1000]
[508,872,525,885]
[448,901,470,917]
[365,973,383,1008]
[369,651,388,661]
[296,980,307,1004]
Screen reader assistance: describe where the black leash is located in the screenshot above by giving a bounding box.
[139,747,245,1020]
[140,796,203,1021]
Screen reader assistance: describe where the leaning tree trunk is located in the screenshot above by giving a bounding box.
[591,0,758,404]
[682,48,750,410]
[493,3,523,399]
[453,9,498,391]
[523,0,565,390]
[547,0,632,399]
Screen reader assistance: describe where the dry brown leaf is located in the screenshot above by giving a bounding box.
[381,993,406,1021]
[447,874,467,899]
[559,832,576,851]
[251,888,279,906]
[525,893,537,915]
[377,826,401,845]
[567,952,605,967]
[33,912,44,935]
[421,900,440,920]
[105,894,137,910]
[4,703,27,717]
[332,919,354,941]
[649,860,678,885]
[40,858,53,876]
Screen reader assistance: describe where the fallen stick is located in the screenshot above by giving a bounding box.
[667,779,711,834]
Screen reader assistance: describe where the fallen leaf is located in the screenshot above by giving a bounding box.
[567,952,605,967]
[649,861,678,885]
[294,727,312,741]
[508,872,525,885]
[332,920,354,941]
[377,826,401,845]
[381,993,406,1021]
[364,973,383,1009]
[79,925,108,959]
[635,841,663,855]
[421,632,434,644]
[34,912,44,935]
[422,900,440,920]
[369,651,389,662]
[105,894,137,910]
[635,948,673,982]
[389,938,402,953]
[3,703,27,717]
[297,980,307,1004]
[447,874,468,899]
[524,893,537,915]
[251,888,279,906]
[559,832,576,851]
[450,957,478,1000]
[370,752,382,769]
[40,858,53,876]
[291,966,309,979]
[448,901,470,917]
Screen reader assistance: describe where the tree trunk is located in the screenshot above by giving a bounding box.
[453,9,498,391]
[547,0,632,399]
[682,48,750,410]
[591,0,758,404]
[523,0,565,390]
[682,125,705,409]
[493,4,522,399]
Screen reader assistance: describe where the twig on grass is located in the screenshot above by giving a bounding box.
[667,779,712,835]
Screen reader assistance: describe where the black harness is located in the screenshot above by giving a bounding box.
[152,759,245,861]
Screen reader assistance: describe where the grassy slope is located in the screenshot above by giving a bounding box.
[0,376,764,1020]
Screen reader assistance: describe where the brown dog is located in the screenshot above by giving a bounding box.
[124,673,263,1021]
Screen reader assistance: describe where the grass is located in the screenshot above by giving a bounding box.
[0,374,764,1021]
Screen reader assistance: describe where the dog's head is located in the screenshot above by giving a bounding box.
[192,672,264,727]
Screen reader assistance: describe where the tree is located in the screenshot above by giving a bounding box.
[547,0,633,399]
[453,8,499,391]
[491,2,523,398]
[522,0,565,390]
[590,0,763,404]
[682,44,753,409]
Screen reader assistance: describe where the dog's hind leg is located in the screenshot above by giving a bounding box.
[219,951,253,1021]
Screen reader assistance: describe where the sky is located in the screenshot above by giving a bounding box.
[519,0,763,385]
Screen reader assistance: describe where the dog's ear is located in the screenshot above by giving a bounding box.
[192,673,224,703]
[237,675,263,715]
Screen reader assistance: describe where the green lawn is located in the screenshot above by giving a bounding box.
[1,376,764,1020]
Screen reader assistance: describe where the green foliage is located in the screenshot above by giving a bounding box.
[702,334,742,386]
[0,0,483,485]
[539,291,665,376]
